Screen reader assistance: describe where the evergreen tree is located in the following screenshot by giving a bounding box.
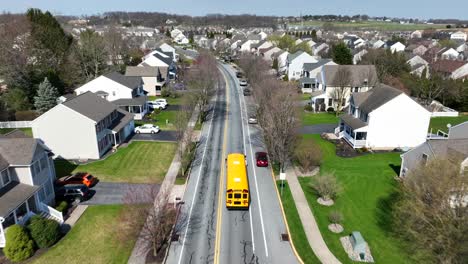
[34,77,59,113]
[331,42,353,65]
[311,29,317,41]
[166,29,171,37]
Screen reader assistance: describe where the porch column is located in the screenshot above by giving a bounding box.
[13,211,17,224]
[113,132,117,145]
[0,217,5,234]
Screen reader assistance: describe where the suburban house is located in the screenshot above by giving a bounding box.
[389,42,406,53]
[140,49,177,80]
[313,43,330,56]
[75,72,148,120]
[0,130,62,248]
[372,39,385,49]
[431,60,468,80]
[299,59,337,93]
[260,46,281,62]
[407,55,429,77]
[32,92,135,160]
[335,84,431,149]
[125,66,168,96]
[287,51,318,80]
[440,48,461,60]
[311,65,378,112]
[412,45,428,56]
[450,31,467,41]
[251,40,273,55]
[158,43,178,61]
[272,50,289,74]
[411,30,423,39]
[399,121,468,178]
[353,49,368,65]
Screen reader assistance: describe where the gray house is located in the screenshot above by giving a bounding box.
[400,121,468,177]
[32,91,135,160]
[0,130,61,248]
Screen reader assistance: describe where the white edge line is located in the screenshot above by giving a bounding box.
[177,92,217,264]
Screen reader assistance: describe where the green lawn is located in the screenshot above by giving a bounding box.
[289,20,445,31]
[0,127,33,137]
[428,115,468,133]
[302,112,339,126]
[33,205,136,264]
[137,110,178,130]
[277,182,321,264]
[297,135,411,263]
[301,94,311,101]
[55,141,177,183]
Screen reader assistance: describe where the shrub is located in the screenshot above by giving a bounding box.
[161,88,172,97]
[310,172,341,201]
[304,104,313,112]
[326,107,335,113]
[294,139,323,173]
[15,110,38,121]
[328,211,343,224]
[27,215,61,248]
[55,200,68,213]
[4,225,35,262]
[170,91,180,98]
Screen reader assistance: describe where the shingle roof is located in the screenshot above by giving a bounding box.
[125,66,167,77]
[428,139,468,162]
[321,65,377,87]
[0,182,40,217]
[0,137,41,167]
[153,53,173,66]
[287,51,305,62]
[112,96,146,106]
[109,109,134,133]
[353,84,403,113]
[339,113,368,130]
[303,59,333,72]
[104,72,142,90]
[63,91,117,122]
[431,60,467,74]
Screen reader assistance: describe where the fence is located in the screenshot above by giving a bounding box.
[0,121,32,129]
[40,202,64,224]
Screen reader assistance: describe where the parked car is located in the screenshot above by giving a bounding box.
[239,79,248,86]
[243,88,252,96]
[147,101,166,110]
[248,116,258,124]
[55,184,91,202]
[154,98,168,107]
[236,71,244,78]
[134,124,160,134]
[56,172,98,187]
[255,152,269,167]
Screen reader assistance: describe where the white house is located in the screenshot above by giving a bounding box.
[313,43,329,56]
[140,50,177,80]
[456,43,468,53]
[32,92,134,160]
[174,33,189,45]
[372,40,385,49]
[75,72,148,120]
[450,31,467,41]
[353,49,368,65]
[287,51,318,80]
[390,42,406,53]
[261,46,282,62]
[239,40,259,52]
[311,65,378,112]
[441,48,460,60]
[411,30,423,39]
[159,43,178,61]
[335,84,431,149]
[170,28,183,39]
[295,39,303,45]
[273,50,289,73]
[299,59,337,93]
[258,31,268,40]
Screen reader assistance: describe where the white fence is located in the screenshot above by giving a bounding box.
[0,121,32,129]
[40,202,64,223]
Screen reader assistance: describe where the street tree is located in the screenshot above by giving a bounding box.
[393,159,468,263]
[34,77,59,113]
[330,66,352,114]
[72,29,108,82]
[103,25,129,70]
[331,42,353,65]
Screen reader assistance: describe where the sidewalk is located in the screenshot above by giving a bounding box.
[127,107,200,264]
[286,167,342,264]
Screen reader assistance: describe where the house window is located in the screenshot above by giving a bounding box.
[328,98,333,106]
[1,169,10,186]
[32,161,41,178]
[44,181,53,197]
[40,156,48,171]
[422,154,428,165]
[354,87,359,92]
[112,91,116,96]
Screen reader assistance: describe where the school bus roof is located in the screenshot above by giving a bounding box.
[226,153,248,191]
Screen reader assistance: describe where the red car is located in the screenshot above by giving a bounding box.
[255,152,269,167]
[56,172,98,188]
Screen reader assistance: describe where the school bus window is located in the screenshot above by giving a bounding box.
[243,194,247,199]
[228,194,232,198]
[234,193,241,199]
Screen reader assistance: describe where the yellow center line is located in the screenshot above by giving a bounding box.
[214,65,230,264]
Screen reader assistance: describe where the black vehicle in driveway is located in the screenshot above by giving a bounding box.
[55,184,93,202]
[243,88,252,96]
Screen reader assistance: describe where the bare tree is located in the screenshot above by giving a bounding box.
[103,24,129,69]
[117,186,187,260]
[174,94,197,176]
[71,29,108,82]
[330,66,352,115]
[393,159,468,263]
[186,51,219,122]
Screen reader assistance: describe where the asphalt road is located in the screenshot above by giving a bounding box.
[166,62,298,264]
[81,182,158,205]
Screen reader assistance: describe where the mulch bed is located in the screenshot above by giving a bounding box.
[320,134,399,158]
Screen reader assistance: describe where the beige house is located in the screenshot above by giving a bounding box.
[125,66,168,96]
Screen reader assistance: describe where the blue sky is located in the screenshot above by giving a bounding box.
[2,0,467,19]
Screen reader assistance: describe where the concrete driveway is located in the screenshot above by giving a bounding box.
[131,130,177,142]
[81,182,160,205]
[300,124,337,134]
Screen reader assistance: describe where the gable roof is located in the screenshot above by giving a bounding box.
[104,72,142,90]
[125,66,167,77]
[0,137,43,169]
[428,138,468,163]
[431,60,467,74]
[288,51,309,62]
[303,59,334,72]
[321,65,378,87]
[352,84,403,113]
[62,91,117,122]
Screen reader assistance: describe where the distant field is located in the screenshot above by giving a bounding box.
[289,20,446,31]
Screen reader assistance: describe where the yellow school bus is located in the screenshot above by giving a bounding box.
[226,153,249,209]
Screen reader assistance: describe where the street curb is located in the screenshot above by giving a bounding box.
[270,167,305,264]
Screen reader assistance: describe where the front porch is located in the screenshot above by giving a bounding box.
[113,97,148,121]
[0,182,64,247]
[335,114,369,149]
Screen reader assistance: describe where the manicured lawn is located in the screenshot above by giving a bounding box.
[55,141,177,183]
[302,112,339,126]
[301,94,311,101]
[137,110,178,130]
[0,127,33,137]
[428,115,468,133]
[33,205,136,264]
[298,135,411,264]
[277,181,321,264]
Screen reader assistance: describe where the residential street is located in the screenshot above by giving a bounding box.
[166,63,297,264]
